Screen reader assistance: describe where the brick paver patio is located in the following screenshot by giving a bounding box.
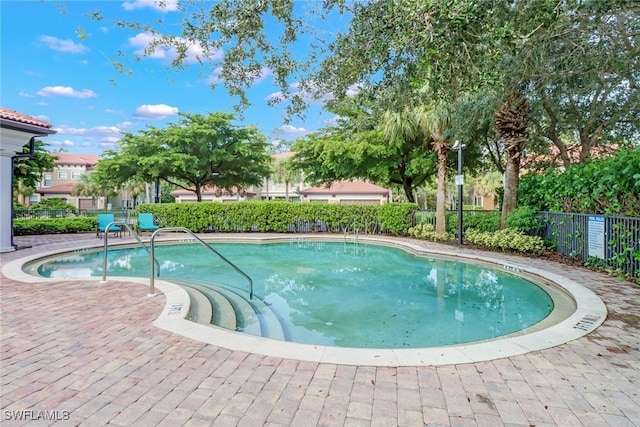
[1,233,639,426]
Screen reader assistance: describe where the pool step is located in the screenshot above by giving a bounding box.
[181,285,213,324]
[165,278,286,341]
[178,282,236,330]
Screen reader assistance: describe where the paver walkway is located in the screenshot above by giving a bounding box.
[1,233,639,426]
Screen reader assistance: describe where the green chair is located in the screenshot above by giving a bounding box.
[97,213,121,238]
[138,213,159,234]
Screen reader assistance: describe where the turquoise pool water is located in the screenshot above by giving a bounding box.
[32,241,554,348]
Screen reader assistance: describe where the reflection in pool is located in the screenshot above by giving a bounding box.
[31,241,554,348]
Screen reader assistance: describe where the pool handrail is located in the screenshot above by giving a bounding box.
[148,227,254,300]
[102,221,160,283]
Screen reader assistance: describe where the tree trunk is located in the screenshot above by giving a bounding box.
[285,180,289,201]
[196,186,203,202]
[501,160,520,228]
[402,179,415,203]
[435,140,449,234]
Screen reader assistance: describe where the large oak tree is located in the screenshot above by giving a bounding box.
[96,112,272,202]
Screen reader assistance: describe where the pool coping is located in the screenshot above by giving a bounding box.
[2,234,608,367]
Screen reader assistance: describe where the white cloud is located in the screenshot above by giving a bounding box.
[122,0,179,12]
[345,83,362,97]
[105,108,122,115]
[19,91,34,98]
[39,35,89,54]
[129,31,220,64]
[34,114,50,122]
[206,67,223,85]
[266,81,331,105]
[323,116,341,125]
[117,121,135,129]
[278,125,309,137]
[54,125,122,136]
[48,139,75,147]
[133,104,179,120]
[266,81,362,105]
[36,86,97,98]
[99,136,121,148]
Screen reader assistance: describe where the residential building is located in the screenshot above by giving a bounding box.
[299,181,391,205]
[171,186,256,203]
[34,153,105,209]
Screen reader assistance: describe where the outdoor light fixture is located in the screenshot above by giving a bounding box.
[452,140,466,245]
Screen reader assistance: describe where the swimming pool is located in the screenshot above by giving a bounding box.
[9,234,606,366]
[31,239,556,348]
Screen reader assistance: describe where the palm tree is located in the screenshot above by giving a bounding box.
[383,104,452,233]
[416,104,452,235]
[381,109,425,204]
[71,172,102,209]
[273,158,301,201]
[495,90,530,227]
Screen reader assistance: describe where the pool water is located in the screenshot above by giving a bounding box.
[33,241,554,348]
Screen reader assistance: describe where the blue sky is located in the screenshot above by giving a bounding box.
[1,0,343,155]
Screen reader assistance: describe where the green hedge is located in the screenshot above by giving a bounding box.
[12,202,417,236]
[134,201,418,235]
[13,217,97,235]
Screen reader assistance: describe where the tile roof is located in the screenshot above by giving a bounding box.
[37,182,75,194]
[299,181,390,195]
[273,151,295,161]
[0,107,52,128]
[52,153,101,166]
[171,186,256,196]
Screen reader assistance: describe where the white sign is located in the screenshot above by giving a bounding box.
[455,175,464,186]
[588,216,605,259]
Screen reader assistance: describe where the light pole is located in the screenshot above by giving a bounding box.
[453,140,466,245]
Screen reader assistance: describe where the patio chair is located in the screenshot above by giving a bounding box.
[138,213,159,235]
[97,213,121,238]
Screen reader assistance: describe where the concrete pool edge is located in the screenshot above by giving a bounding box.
[3,234,608,367]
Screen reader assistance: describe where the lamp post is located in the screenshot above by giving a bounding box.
[453,140,466,245]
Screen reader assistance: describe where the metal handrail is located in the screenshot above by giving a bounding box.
[148,227,254,299]
[102,221,160,282]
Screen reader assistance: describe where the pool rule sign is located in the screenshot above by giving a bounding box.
[588,216,605,259]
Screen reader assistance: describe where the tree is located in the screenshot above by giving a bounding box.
[290,123,436,203]
[526,2,639,167]
[71,172,113,209]
[272,157,301,201]
[96,113,272,202]
[495,90,530,227]
[12,139,55,205]
[415,104,453,234]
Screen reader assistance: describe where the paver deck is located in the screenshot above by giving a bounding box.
[1,233,639,426]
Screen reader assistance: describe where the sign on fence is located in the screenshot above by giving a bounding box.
[588,216,605,259]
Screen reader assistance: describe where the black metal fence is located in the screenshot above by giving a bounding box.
[537,212,640,281]
[13,208,133,221]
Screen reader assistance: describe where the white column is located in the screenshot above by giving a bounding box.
[0,153,16,252]
[0,128,39,253]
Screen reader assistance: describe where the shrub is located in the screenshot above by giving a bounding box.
[465,228,545,255]
[505,206,542,234]
[13,217,96,235]
[29,197,76,211]
[408,223,451,241]
[464,211,501,232]
[135,201,417,235]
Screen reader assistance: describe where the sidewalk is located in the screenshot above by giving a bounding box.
[1,233,639,426]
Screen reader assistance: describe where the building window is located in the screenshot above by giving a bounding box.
[71,171,82,179]
[58,171,68,179]
[43,173,52,187]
